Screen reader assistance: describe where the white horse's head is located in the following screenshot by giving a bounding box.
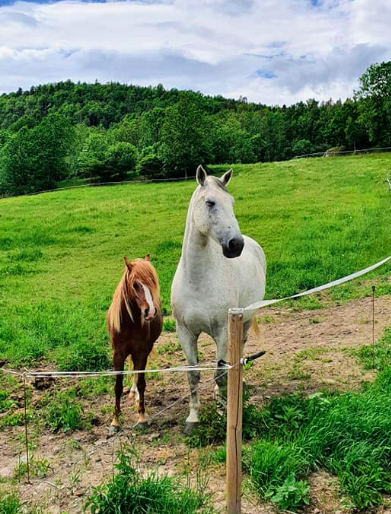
[192,165,244,258]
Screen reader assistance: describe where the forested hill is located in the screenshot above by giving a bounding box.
[0,81,249,129]
[0,61,390,196]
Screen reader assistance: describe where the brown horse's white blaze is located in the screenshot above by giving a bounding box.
[107,255,162,430]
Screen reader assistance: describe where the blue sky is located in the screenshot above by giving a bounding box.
[0,0,390,105]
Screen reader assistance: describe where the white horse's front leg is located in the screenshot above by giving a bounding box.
[177,324,200,433]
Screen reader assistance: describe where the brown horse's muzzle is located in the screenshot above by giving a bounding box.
[144,306,158,321]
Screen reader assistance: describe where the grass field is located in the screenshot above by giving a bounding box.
[0,153,391,367]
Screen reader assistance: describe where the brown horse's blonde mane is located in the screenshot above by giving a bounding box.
[107,259,160,333]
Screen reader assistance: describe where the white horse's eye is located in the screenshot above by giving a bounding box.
[206,200,215,208]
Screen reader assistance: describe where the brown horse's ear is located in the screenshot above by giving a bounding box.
[145,254,151,262]
[124,256,132,271]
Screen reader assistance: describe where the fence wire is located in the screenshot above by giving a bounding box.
[243,253,391,312]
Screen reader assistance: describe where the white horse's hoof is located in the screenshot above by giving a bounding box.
[184,421,199,435]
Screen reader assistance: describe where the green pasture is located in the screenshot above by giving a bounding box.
[0,153,391,367]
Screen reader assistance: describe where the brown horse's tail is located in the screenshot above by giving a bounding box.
[251,315,260,337]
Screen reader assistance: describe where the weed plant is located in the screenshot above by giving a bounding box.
[163,318,176,332]
[0,492,22,514]
[84,446,214,514]
[14,455,50,481]
[43,390,84,432]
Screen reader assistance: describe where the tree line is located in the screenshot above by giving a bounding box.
[0,61,390,196]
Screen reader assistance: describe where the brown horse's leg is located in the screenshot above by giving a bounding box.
[110,351,127,431]
[132,353,149,427]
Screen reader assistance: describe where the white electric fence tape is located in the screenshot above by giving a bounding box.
[244,254,391,312]
[0,364,231,378]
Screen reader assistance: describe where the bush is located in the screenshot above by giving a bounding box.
[103,142,138,181]
[137,153,165,179]
[188,402,226,447]
[292,139,314,156]
[77,136,138,182]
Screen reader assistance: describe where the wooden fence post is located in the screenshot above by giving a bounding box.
[226,308,244,514]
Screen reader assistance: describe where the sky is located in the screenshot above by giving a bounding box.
[0,0,390,105]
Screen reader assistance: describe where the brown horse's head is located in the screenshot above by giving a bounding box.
[107,254,161,333]
[123,255,160,321]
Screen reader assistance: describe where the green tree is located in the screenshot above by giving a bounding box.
[77,131,109,179]
[211,113,256,164]
[137,153,164,179]
[356,62,391,145]
[0,114,75,196]
[103,142,138,181]
[160,93,211,177]
[77,133,137,182]
[292,139,314,157]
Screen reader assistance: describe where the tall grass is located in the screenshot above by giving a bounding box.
[244,366,391,511]
[1,154,391,368]
[356,325,391,370]
[0,492,22,514]
[84,446,213,514]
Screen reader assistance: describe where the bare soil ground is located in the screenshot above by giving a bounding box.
[1,294,391,513]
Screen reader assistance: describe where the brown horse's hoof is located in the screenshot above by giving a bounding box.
[108,425,120,435]
[136,421,149,430]
[184,422,199,435]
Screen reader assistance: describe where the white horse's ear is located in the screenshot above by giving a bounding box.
[221,168,233,187]
[196,165,207,186]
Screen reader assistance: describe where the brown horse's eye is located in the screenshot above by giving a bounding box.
[134,283,141,292]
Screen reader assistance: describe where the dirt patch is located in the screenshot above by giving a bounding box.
[246,294,391,398]
[1,294,391,513]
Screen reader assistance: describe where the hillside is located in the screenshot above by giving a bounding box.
[0,153,391,367]
[1,62,390,196]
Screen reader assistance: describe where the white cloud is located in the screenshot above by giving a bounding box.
[0,0,390,104]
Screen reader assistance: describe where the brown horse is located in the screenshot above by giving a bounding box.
[107,255,162,431]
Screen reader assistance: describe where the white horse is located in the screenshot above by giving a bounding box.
[171,165,266,432]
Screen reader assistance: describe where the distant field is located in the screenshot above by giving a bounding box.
[1,153,391,367]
